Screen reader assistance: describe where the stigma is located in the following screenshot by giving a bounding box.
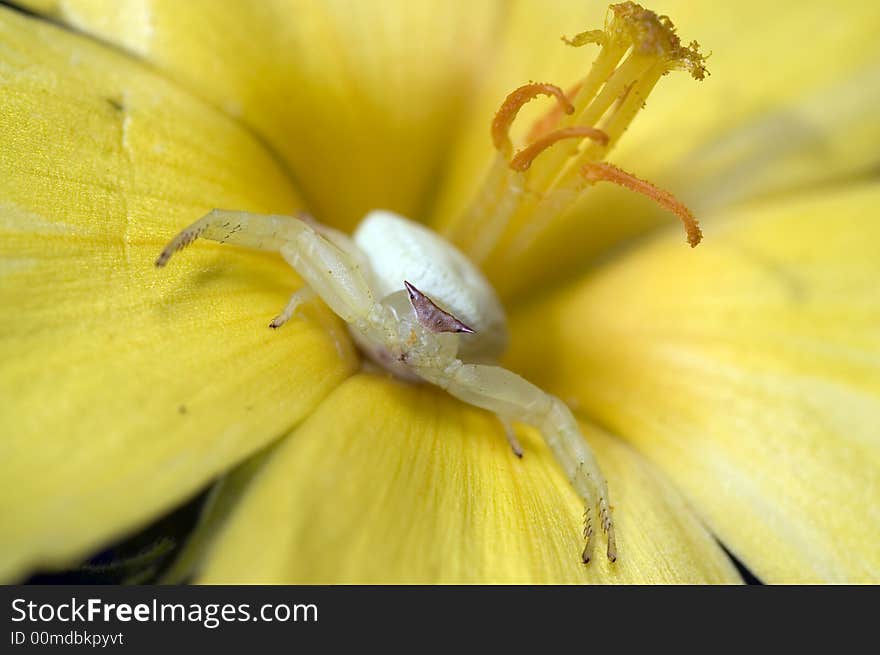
[452,2,709,261]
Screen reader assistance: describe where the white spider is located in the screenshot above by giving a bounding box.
[156,208,616,563]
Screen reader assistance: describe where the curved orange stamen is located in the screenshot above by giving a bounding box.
[526,81,583,143]
[510,126,609,172]
[492,83,575,155]
[581,162,702,247]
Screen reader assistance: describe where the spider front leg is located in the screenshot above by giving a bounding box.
[156,209,386,335]
[155,209,304,267]
[415,359,617,563]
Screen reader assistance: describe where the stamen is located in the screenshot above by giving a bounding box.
[526,81,582,143]
[510,126,609,172]
[449,2,708,264]
[590,2,709,81]
[581,162,702,247]
[491,83,574,156]
[562,29,607,48]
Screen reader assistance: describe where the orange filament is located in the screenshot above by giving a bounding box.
[509,126,609,172]
[581,162,702,247]
[492,83,575,154]
[526,81,583,143]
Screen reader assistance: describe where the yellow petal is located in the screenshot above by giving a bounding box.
[0,8,357,581]
[508,182,880,582]
[198,375,739,584]
[19,0,503,231]
[430,0,880,299]
[161,449,274,584]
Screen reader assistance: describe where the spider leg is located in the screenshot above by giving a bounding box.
[269,287,317,329]
[157,209,389,333]
[279,234,377,326]
[155,209,309,266]
[415,359,616,563]
[500,417,525,458]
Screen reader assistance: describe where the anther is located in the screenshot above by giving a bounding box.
[492,83,575,156]
[509,126,609,172]
[581,162,702,247]
[526,81,583,143]
[561,29,606,48]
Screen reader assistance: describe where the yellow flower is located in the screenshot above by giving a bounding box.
[1,0,878,584]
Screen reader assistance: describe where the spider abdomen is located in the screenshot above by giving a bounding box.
[353,210,508,361]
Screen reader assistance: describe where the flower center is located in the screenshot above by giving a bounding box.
[450,1,708,262]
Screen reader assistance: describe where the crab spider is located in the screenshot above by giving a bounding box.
[156,208,617,563]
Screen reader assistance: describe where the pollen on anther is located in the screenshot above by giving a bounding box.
[492,83,575,156]
[581,162,702,247]
[509,126,609,172]
[526,81,583,143]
